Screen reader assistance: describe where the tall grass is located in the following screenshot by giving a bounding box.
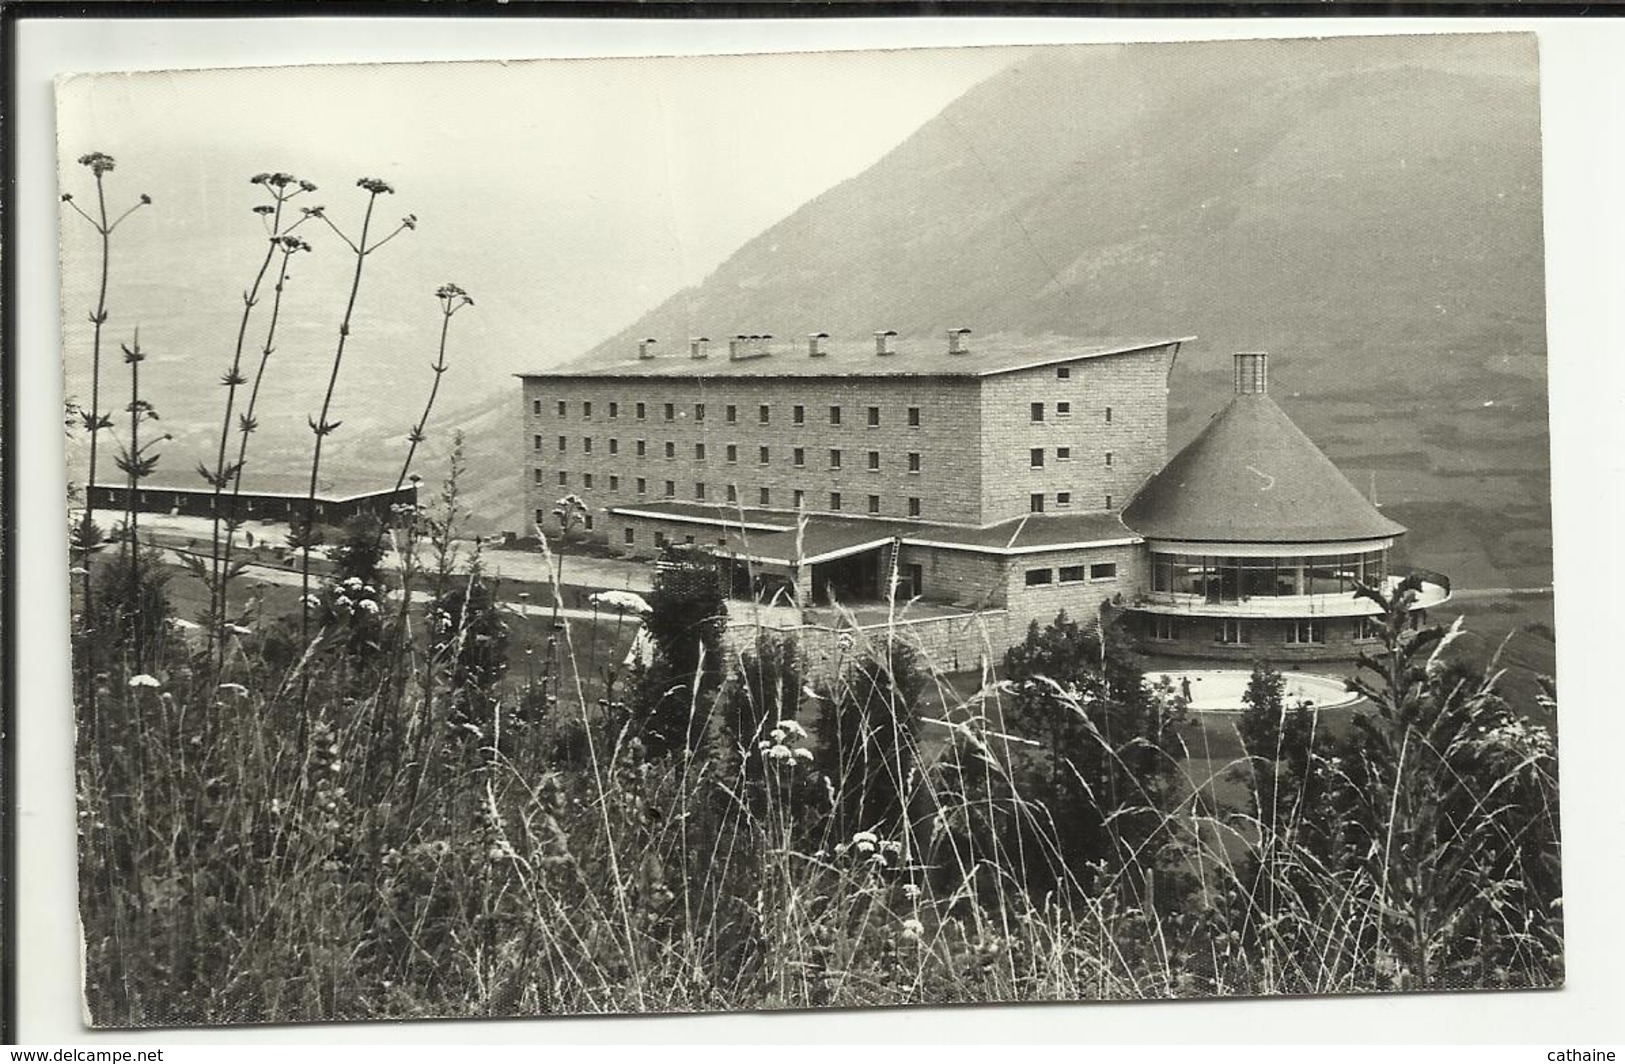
[73,534,1562,1024]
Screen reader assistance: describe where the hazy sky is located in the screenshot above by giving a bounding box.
[56,48,1018,409]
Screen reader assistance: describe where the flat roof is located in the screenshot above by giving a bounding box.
[93,471,413,503]
[608,501,1141,566]
[520,333,1191,381]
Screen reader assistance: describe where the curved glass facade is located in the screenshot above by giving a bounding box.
[1149,549,1387,603]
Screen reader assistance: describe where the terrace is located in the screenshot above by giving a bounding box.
[1131,572,1451,618]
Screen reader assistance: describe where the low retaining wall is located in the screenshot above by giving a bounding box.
[724,608,1013,678]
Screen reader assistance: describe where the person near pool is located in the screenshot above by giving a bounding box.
[1180,675,1192,704]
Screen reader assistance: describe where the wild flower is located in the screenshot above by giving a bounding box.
[127,674,161,689]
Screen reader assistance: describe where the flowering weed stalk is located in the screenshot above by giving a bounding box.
[62,151,150,713]
[199,172,318,668]
[296,177,416,711]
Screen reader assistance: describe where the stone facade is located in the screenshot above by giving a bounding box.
[977,347,1172,523]
[1131,612,1383,663]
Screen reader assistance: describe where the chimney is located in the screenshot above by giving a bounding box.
[729,334,771,362]
[874,329,898,356]
[689,337,710,360]
[1233,351,1269,395]
[729,335,749,360]
[808,331,829,357]
[947,327,972,355]
[757,333,773,357]
[637,337,658,360]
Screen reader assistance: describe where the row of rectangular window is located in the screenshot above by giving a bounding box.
[1023,562,1118,586]
[534,437,929,471]
[1029,401,1110,423]
[533,398,925,427]
[1030,492,1111,512]
[1147,616,1382,644]
[1031,447,1110,467]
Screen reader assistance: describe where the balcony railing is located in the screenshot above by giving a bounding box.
[1130,573,1452,619]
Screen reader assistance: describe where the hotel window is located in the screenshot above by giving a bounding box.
[1105,406,1113,423]
[726,405,737,423]
[653,531,666,548]
[534,468,545,484]
[1105,451,1113,466]
[583,437,593,454]
[695,403,706,422]
[583,473,594,489]
[684,535,695,545]
[867,495,881,514]
[609,438,619,455]
[726,444,738,463]
[759,404,771,424]
[1024,568,1054,587]
[829,405,842,425]
[584,515,595,531]
[695,482,706,501]
[830,491,842,510]
[907,497,921,517]
[793,447,805,467]
[664,480,675,499]
[1357,616,1382,641]
[636,402,646,420]
[1058,565,1086,583]
[908,452,921,473]
[624,527,635,545]
[636,477,647,495]
[557,435,567,452]
[1216,619,1249,645]
[664,442,676,459]
[557,471,568,486]
[636,439,647,458]
[533,434,543,451]
[794,489,806,509]
[727,484,738,503]
[1030,493,1045,513]
[829,449,842,470]
[1106,494,1113,509]
[1031,402,1045,422]
[1151,616,1179,641]
[907,406,921,427]
[536,508,546,526]
[695,443,707,461]
[532,399,543,416]
[759,446,770,465]
[1056,492,1072,507]
[663,402,675,422]
[793,405,805,425]
[1090,562,1118,581]
[759,487,771,506]
[1288,620,1326,645]
[1057,447,1071,461]
[1057,401,1072,418]
[1057,365,1071,379]
[609,475,619,491]
[867,451,880,471]
[867,406,880,427]
[1030,448,1045,468]
[609,401,619,419]
[557,400,567,417]
[583,401,593,418]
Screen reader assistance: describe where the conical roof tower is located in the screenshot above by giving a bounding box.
[1123,352,1405,544]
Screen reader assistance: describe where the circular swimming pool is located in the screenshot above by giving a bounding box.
[1150,669,1362,713]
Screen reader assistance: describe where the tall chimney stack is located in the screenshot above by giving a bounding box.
[637,338,658,360]
[808,332,829,357]
[1233,351,1268,395]
[689,337,710,359]
[947,327,972,355]
[874,329,897,356]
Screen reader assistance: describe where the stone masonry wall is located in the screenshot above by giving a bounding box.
[976,344,1173,524]
[521,373,985,539]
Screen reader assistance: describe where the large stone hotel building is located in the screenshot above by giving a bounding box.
[518,332,1449,661]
